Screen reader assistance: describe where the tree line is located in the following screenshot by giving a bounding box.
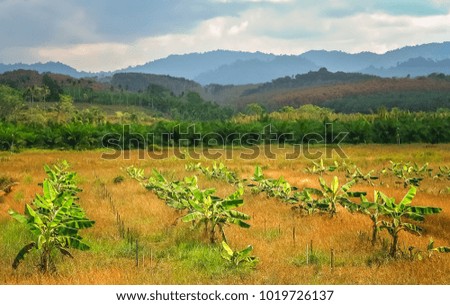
[1,112,449,151]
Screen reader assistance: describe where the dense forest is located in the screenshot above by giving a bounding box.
[1,69,450,151]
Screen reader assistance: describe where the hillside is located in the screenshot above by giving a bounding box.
[234,76,450,112]
[2,68,450,115]
[111,73,204,96]
[361,57,450,77]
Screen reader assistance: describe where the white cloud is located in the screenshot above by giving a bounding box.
[5,1,450,71]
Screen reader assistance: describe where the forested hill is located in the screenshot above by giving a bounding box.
[111,73,203,96]
[241,68,379,96]
[1,68,450,115]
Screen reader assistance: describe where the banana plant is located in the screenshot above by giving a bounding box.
[433,166,450,180]
[346,167,379,186]
[377,187,442,257]
[221,241,258,268]
[126,165,146,182]
[293,189,330,215]
[186,162,242,185]
[333,159,356,174]
[304,158,337,176]
[185,162,202,172]
[145,169,197,210]
[249,166,297,203]
[44,160,81,197]
[299,176,363,216]
[181,187,250,243]
[358,191,386,246]
[9,163,94,273]
[384,161,427,188]
[427,238,450,258]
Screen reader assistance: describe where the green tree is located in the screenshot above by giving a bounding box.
[0,85,23,121]
[56,94,76,123]
[246,103,265,116]
[42,74,63,101]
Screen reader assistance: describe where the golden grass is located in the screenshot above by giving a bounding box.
[0,144,449,284]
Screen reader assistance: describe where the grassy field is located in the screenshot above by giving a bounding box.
[1,144,449,284]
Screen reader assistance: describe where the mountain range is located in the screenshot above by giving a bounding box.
[1,41,450,85]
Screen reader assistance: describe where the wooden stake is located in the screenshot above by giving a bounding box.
[292,227,296,247]
[135,239,139,268]
[310,240,313,255]
[306,244,309,265]
[330,249,335,271]
[150,249,153,269]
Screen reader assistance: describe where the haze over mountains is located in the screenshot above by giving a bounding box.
[1,41,450,85]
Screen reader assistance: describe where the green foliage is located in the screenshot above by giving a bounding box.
[249,166,298,203]
[2,109,450,151]
[346,167,379,186]
[42,74,63,101]
[0,84,23,120]
[186,162,242,185]
[56,94,76,123]
[44,160,81,196]
[304,159,335,176]
[181,186,250,243]
[383,161,431,188]
[126,165,146,182]
[427,238,450,258]
[357,191,386,246]
[8,161,94,273]
[364,187,442,257]
[295,176,363,216]
[221,241,258,269]
[128,167,250,243]
[434,166,450,180]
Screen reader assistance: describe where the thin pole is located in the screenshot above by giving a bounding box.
[330,249,335,271]
[135,239,139,268]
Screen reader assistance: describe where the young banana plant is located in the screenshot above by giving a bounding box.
[377,187,442,257]
[304,158,337,176]
[249,166,297,203]
[427,238,450,258]
[9,162,94,273]
[181,187,250,243]
[221,241,258,268]
[346,167,379,186]
[358,191,386,246]
[300,176,363,216]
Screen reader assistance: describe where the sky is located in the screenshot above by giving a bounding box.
[1,0,450,72]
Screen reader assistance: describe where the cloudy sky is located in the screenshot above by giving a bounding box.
[1,0,450,72]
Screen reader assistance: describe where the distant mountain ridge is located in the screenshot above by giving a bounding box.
[0,61,93,78]
[1,41,450,85]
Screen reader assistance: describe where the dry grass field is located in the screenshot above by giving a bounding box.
[1,144,449,284]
